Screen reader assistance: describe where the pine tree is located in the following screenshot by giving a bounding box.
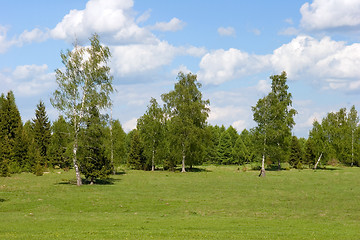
[78,106,112,184]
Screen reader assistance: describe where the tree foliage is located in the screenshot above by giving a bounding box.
[51,33,113,185]
[162,72,210,172]
[252,71,296,176]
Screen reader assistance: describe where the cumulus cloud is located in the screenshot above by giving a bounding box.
[198,48,270,85]
[123,117,137,132]
[50,0,156,44]
[300,0,360,31]
[0,25,15,53]
[149,17,186,32]
[217,26,236,37]
[111,41,177,76]
[197,35,360,92]
[171,65,192,76]
[0,64,55,96]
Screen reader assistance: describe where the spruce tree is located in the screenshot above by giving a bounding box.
[48,116,72,170]
[128,130,147,170]
[289,136,303,169]
[232,136,248,165]
[32,100,51,172]
[78,106,112,184]
[0,91,23,173]
[217,131,233,165]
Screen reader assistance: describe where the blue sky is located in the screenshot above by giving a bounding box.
[1,0,360,137]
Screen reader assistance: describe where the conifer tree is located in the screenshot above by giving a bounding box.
[217,131,233,164]
[289,136,303,168]
[128,130,147,170]
[32,100,51,172]
[232,136,248,165]
[78,106,112,184]
[0,91,23,173]
[49,116,72,170]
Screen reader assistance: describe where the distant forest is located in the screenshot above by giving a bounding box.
[1,34,359,183]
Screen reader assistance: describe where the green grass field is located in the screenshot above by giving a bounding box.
[1,165,360,239]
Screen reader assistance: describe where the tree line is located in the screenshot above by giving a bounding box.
[1,34,359,183]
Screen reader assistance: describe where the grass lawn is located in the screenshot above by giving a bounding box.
[0,165,360,239]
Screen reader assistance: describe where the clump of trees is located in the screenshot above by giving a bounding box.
[1,33,359,182]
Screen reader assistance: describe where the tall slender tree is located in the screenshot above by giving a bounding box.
[51,34,113,186]
[162,72,210,172]
[252,71,296,176]
[137,98,164,171]
[32,100,51,173]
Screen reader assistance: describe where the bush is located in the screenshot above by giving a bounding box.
[281,162,291,170]
[250,162,261,170]
[327,158,339,166]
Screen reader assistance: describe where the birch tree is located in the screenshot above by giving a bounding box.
[252,71,296,176]
[162,72,209,172]
[137,98,164,171]
[51,34,113,186]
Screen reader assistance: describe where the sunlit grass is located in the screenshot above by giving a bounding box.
[1,166,359,239]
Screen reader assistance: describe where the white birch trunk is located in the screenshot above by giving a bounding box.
[181,143,186,172]
[73,102,82,186]
[313,152,323,170]
[259,132,266,177]
[110,108,115,174]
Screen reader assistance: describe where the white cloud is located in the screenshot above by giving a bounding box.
[50,0,156,44]
[198,48,270,85]
[149,17,186,32]
[198,35,360,92]
[256,80,271,94]
[285,18,294,25]
[111,41,177,76]
[279,27,299,36]
[300,0,360,31]
[0,25,16,53]
[136,9,151,24]
[0,64,55,97]
[232,120,246,133]
[217,26,236,37]
[172,65,192,76]
[18,28,49,45]
[252,28,261,36]
[123,117,137,132]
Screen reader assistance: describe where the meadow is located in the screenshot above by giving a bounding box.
[0,165,359,239]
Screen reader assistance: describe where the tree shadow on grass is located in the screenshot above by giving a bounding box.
[0,198,6,202]
[57,177,120,185]
[173,167,211,173]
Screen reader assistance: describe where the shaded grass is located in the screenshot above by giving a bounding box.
[0,166,360,239]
